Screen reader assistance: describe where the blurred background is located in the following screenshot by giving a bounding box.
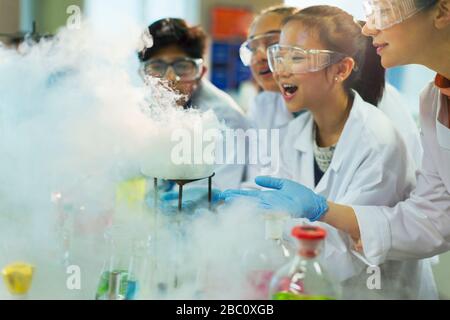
[0,0,447,299]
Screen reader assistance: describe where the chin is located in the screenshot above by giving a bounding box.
[381,54,405,69]
[285,101,303,113]
[263,83,281,92]
[257,79,277,92]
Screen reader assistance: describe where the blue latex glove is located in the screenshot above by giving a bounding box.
[147,187,222,214]
[219,176,329,222]
[161,187,222,203]
[158,180,176,192]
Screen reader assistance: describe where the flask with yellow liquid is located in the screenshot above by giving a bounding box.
[2,262,34,299]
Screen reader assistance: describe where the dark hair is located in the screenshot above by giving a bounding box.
[139,18,207,62]
[355,21,385,106]
[283,6,385,106]
[416,0,439,8]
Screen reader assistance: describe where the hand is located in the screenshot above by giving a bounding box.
[219,176,329,221]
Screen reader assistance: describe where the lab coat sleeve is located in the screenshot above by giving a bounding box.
[322,139,416,273]
[353,134,450,264]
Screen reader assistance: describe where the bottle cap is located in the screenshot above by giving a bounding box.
[292,225,326,240]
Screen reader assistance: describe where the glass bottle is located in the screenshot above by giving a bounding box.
[268,225,339,300]
[243,214,292,299]
[95,226,148,300]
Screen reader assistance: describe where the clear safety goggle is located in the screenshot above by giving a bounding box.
[239,31,281,66]
[267,44,348,75]
[140,57,203,82]
[363,0,427,30]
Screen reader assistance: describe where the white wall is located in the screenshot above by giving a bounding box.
[85,0,200,34]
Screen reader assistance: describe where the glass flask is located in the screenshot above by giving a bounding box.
[268,225,339,300]
[95,225,150,300]
[243,214,292,299]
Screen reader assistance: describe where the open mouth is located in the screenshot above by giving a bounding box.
[374,43,389,55]
[281,83,298,99]
[258,67,272,76]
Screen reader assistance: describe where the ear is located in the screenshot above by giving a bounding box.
[334,57,356,83]
[435,0,450,30]
[200,65,208,79]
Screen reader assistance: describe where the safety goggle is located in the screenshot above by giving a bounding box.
[239,31,281,66]
[267,44,347,75]
[141,57,203,81]
[363,0,427,30]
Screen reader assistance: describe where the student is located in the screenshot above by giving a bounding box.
[221,5,437,298]
[223,0,450,266]
[242,6,299,132]
[240,6,299,183]
[139,18,250,190]
[241,6,422,183]
[357,22,423,166]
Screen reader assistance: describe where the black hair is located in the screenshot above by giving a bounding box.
[283,6,385,106]
[355,20,385,106]
[139,18,207,62]
[415,0,439,8]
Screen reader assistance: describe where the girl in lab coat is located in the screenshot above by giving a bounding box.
[241,6,299,185]
[221,5,437,299]
[242,6,423,185]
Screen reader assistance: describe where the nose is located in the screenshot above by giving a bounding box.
[164,66,179,83]
[362,22,380,37]
[251,46,269,65]
[276,65,292,79]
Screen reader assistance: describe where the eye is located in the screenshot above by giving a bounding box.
[174,61,197,75]
[148,62,166,70]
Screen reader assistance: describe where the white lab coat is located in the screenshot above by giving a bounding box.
[244,86,422,184]
[190,79,250,190]
[247,91,293,130]
[353,82,450,264]
[379,84,423,167]
[278,91,437,299]
[244,91,294,186]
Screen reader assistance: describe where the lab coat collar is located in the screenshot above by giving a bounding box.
[329,91,367,173]
[293,91,366,174]
[293,113,314,153]
[436,93,450,150]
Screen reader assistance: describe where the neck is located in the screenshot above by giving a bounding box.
[310,88,352,147]
[420,39,450,80]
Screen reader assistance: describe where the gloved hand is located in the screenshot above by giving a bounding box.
[219,176,329,222]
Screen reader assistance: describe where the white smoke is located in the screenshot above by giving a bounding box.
[0,20,291,301]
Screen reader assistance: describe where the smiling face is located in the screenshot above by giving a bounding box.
[274,20,339,113]
[248,13,285,92]
[362,9,436,68]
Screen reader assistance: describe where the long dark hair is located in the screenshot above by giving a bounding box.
[283,6,385,106]
[355,20,385,106]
